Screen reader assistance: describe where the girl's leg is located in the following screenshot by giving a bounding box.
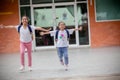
[20,42,26,69]
[57,47,64,65]
[26,42,32,67]
[63,47,69,66]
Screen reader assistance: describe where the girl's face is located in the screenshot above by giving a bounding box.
[58,22,65,30]
[22,16,28,25]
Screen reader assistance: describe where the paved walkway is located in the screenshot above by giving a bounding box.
[0,46,120,80]
[40,75,120,80]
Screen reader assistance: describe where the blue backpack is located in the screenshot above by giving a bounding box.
[18,25,32,34]
[55,29,70,41]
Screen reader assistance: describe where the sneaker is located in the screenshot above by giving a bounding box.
[19,66,24,71]
[65,65,68,71]
[28,67,32,71]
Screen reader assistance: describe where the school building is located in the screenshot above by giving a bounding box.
[0,0,120,53]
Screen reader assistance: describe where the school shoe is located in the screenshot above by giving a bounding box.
[19,66,24,71]
[65,65,68,71]
[28,67,32,71]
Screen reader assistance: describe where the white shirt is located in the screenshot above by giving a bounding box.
[16,25,35,43]
[50,29,74,47]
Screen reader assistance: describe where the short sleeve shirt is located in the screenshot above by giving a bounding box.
[16,25,36,43]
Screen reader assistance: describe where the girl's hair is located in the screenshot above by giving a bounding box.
[56,21,66,30]
[58,21,66,26]
[22,15,29,20]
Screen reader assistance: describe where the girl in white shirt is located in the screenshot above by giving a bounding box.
[0,16,50,71]
[41,21,82,71]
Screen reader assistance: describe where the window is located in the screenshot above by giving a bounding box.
[95,0,120,21]
[20,7,31,24]
[77,3,89,45]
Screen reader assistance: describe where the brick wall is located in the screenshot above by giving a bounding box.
[88,0,120,47]
[0,29,19,53]
[0,0,19,53]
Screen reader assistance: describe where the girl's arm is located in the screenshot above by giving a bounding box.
[40,30,56,36]
[68,26,82,35]
[40,31,51,36]
[0,24,16,28]
[73,26,82,31]
[35,27,51,32]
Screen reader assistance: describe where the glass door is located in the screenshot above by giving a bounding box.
[33,6,54,47]
[32,2,90,48]
[77,3,89,45]
[55,5,76,45]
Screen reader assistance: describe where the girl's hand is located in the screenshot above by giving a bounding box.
[48,27,52,31]
[0,24,4,28]
[78,26,82,31]
[0,24,15,28]
[40,32,45,36]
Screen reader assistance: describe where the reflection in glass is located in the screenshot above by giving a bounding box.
[77,3,89,45]
[20,7,31,24]
[34,7,54,47]
[55,5,76,44]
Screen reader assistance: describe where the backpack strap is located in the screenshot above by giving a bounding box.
[18,25,21,33]
[28,25,32,34]
[55,30,59,41]
[27,25,33,40]
[65,29,70,39]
